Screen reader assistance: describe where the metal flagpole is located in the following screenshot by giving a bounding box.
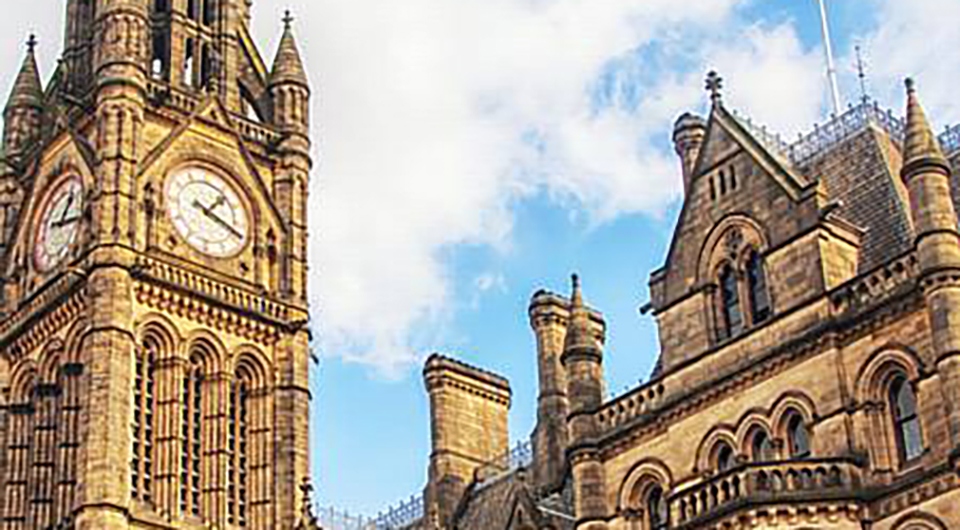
[817,0,843,115]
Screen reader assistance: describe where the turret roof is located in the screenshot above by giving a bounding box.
[902,78,948,175]
[6,35,43,111]
[270,12,309,88]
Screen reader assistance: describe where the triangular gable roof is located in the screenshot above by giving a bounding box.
[138,96,287,233]
[694,103,811,201]
[656,102,817,290]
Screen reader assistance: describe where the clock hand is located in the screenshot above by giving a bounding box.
[192,199,242,240]
[51,215,82,228]
[58,192,76,224]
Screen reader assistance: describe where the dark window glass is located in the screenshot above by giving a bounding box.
[746,251,770,324]
[787,415,811,459]
[647,486,668,530]
[203,0,216,25]
[719,266,743,340]
[719,171,727,195]
[729,165,738,190]
[709,177,717,201]
[716,443,735,472]
[890,376,924,463]
[751,431,774,463]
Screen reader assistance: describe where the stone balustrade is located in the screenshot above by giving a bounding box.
[669,458,863,528]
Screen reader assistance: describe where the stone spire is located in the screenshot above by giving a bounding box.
[902,78,948,177]
[4,35,44,161]
[6,35,43,112]
[563,274,596,355]
[270,11,309,88]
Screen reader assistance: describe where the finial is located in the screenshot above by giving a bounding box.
[283,9,294,30]
[26,34,37,53]
[706,71,723,104]
[905,77,916,95]
[570,273,583,308]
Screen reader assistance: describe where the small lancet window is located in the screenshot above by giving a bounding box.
[729,165,738,190]
[751,430,775,463]
[646,486,668,530]
[746,251,771,324]
[200,44,212,89]
[151,34,168,79]
[719,171,727,195]
[709,177,717,201]
[184,39,195,87]
[787,415,811,459]
[718,265,743,341]
[890,375,924,463]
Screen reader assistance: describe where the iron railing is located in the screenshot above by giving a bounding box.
[735,98,960,168]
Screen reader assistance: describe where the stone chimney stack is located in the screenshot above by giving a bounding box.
[423,355,511,525]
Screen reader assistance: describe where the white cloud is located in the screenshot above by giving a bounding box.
[856,0,960,125]
[272,0,832,375]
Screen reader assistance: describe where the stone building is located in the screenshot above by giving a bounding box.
[386,75,960,530]
[0,1,316,528]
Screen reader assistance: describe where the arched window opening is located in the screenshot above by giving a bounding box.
[200,44,212,89]
[751,430,774,463]
[719,171,728,195]
[227,371,251,527]
[718,265,743,341]
[889,375,924,463]
[729,166,738,190]
[187,0,199,21]
[3,381,37,524]
[786,415,811,459]
[181,357,204,517]
[183,39,195,88]
[715,443,735,473]
[646,485,668,530]
[203,0,217,26]
[151,33,168,79]
[131,341,157,502]
[746,251,770,325]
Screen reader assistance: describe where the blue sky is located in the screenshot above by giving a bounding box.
[5,0,960,520]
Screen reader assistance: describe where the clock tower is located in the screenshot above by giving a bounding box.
[0,1,314,529]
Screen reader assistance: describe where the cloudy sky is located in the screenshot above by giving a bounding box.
[6,0,960,519]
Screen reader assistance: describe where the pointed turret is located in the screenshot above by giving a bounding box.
[902,78,949,177]
[900,78,960,453]
[269,11,311,134]
[6,36,42,111]
[3,35,44,161]
[270,13,309,88]
[560,275,609,529]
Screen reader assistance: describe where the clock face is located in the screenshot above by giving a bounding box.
[166,166,249,257]
[35,176,84,272]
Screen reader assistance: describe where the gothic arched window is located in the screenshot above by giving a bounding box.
[715,443,735,472]
[132,340,157,502]
[745,251,770,324]
[181,356,205,517]
[718,265,743,340]
[889,375,924,463]
[227,369,252,527]
[751,430,775,463]
[646,485,668,530]
[786,414,811,459]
